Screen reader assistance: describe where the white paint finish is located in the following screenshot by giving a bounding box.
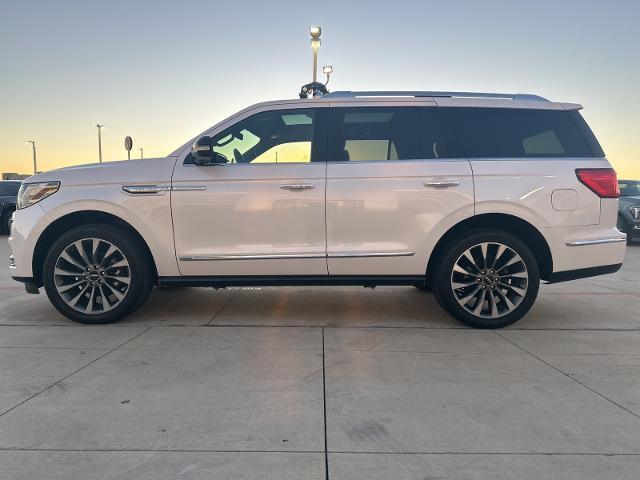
[471,158,608,227]
[326,159,474,275]
[543,225,626,272]
[551,189,578,211]
[7,204,49,277]
[9,157,180,277]
[172,162,328,276]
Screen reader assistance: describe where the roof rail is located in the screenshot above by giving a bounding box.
[324,91,549,102]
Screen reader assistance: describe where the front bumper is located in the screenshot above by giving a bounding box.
[7,203,51,279]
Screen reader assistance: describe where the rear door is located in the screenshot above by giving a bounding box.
[325,102,474,276]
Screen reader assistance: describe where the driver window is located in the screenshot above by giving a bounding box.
[210,109,315,164]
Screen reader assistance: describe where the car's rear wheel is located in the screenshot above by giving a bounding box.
[43,224,154,324]
[433,229,540,328]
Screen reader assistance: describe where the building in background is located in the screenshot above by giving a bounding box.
[2,173,30,180]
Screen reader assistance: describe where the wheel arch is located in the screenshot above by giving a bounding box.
[32,210,158,286]
[426,213,553,283]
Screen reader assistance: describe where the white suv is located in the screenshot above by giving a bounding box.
[8,91,626,328]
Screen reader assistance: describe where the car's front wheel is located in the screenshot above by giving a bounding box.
[43,224,154,324]
[433,229,540,328]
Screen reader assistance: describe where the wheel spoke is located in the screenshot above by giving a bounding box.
[85,285,96,313]
[457,285,482,303]
[54,267,81,276]
[496,255,522,272]
[57,279,85,294]
[480,243,488,268]
[488,290,499,317]
[473,288,486,315]
[105,274,131,285]
[491,244,506,269]
[59,251,85,271]
[73,240,91,267]
[451,279,477,289]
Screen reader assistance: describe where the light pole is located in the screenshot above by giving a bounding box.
[92,123,106,163]
[309,26,321,82]
[138,147,144,160]
[24,140,37,174]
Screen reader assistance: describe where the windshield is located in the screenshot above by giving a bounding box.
[619,181,640,196]
[0,182,20,196]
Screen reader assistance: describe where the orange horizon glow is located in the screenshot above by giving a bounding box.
[1,0,638,179]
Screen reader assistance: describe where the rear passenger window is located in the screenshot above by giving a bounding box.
[443,107,596,158]
[329,108,421,161]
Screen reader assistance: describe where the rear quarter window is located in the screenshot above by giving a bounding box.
[442,107,598,158]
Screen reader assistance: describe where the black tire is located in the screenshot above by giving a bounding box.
[43,224,154,324]
[433,229,540,329]
[414,283,432,292]
[1,207,14,234]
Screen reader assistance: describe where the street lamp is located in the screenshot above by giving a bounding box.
[309,26,321,82]
[24,140,37,175]
[138,147,144,160]
[91,123,106,163]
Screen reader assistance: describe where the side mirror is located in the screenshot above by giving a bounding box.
[191,136,227,166]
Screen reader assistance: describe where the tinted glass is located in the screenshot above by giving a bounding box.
[329,107,421,161]
[619,181,640,196]
[190,109,315,164]
[443,107,596,158]
[0,183,20,196]
[421,108,464,159]
[568,110,605,157]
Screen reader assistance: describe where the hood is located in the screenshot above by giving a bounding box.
[27,157,179,186]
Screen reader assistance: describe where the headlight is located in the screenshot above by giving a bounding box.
[17,182,60,210]
[631,206,640,220]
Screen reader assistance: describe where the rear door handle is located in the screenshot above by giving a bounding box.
[280,183,315,191]
[423,181,460,188]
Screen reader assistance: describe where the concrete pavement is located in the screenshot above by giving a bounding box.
[1,236,639,479]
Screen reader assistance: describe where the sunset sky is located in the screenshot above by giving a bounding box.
[1,0,638,178]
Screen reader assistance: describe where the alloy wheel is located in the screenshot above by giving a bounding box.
[53,238,131,314]
[450,242,528,319]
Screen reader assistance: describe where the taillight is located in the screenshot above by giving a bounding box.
[575,168,619,198]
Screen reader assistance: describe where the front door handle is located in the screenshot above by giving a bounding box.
[423,180,460,188]
[280,183,315,191]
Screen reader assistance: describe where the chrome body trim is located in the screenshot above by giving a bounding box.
[423,180,460,188]
[171,185,207,191]
[179,251,415,261]
[327,251,415,258]
[565,237,627,247]
[179,253,326,261]
[122,184,169,195]
[280,183,315,190]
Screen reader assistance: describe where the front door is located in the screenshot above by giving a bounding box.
[172,107,328,276]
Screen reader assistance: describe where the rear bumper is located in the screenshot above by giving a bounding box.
[545,263,622,284]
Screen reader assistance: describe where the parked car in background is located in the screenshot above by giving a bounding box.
[8,91,626,328]
[618,180,640,243]
[0,180,21,234]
